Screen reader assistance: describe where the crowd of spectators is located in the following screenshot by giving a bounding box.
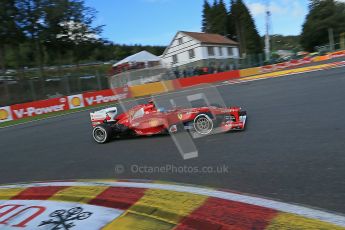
[173,64,236,78]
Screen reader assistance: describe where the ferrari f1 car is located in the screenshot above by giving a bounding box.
[90,100,247,143]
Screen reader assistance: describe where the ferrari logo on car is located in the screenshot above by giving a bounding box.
[178,113,183,120]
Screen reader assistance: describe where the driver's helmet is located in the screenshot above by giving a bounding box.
[157,107,166,113]
[148,99,165,112]
[148,99,154,105]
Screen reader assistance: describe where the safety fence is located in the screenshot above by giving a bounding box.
[0,72,110,107]
[1,50,345,124]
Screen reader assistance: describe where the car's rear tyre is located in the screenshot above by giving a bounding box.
[92,124,112,144]
[193,114,214,135]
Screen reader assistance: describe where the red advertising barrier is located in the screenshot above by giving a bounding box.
[83,87,130,107]
[10,97,69,120]
[173,70,240,89]
[0,87,130,122]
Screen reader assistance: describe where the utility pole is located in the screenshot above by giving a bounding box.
[340,32,345,50]
[328,28,335,52]
[265,4,271,61]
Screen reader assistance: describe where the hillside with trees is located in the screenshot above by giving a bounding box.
[268,35,301,52]
[0,0,165,72]
[301,0,345,51]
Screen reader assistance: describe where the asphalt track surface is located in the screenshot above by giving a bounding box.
[1,66,345,214]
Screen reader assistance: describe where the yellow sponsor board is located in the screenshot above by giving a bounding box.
[239,67,260,77]
[129,80,174,98]
[0,106,13,123]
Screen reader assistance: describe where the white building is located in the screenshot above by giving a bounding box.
[161,31,239,69]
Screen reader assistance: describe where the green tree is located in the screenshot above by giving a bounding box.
[202,0,231,35]
[268,35,301,51]
[0,0,23,71]
[229,0,263,55]
[17,0,48,76]
[43,0,102,67]
[213,0,228,35]
[202,0,211,32]
[308,0,322,9]
[301,0,345,51]
[1,0,164,70]
[226,0,236,40]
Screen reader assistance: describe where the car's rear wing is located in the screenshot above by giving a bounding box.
[90,107,118,127]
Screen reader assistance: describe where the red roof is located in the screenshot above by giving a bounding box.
[181,31,238,45]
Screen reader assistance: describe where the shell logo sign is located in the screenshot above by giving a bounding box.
[0,106,13,123]
[68,94,85,109]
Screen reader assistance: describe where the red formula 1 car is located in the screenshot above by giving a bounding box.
[90,100,247,143]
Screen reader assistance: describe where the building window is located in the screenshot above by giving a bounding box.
[228,47,233,56]
[172,54,178,64]
[189,49,195,59]
[207,47,214,56]
[178,37,183,45]
[219,47,223,56]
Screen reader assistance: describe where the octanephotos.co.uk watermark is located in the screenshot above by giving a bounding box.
[114,164,230,175]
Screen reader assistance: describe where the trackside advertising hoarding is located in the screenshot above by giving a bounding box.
[0,106,13,123]
[0,87,130,123]
[83,88,130,107]
[10,97,69,120]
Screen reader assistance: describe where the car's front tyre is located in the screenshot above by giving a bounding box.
[92,124,112,144]
[193,113,214,135]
